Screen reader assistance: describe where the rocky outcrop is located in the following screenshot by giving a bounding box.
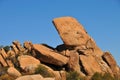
[53,17,115,76]
[0,17,119,80]
[33,44,69,66]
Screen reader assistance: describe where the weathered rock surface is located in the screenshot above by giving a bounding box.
[53,17,90,46]
[53,17,103,56]
[0,54,8,67]
[67,51,80,72]
[7,67,21,77]
[15,74,55,80]
[24,41,33,51]
[13,41,25,52]
[11,44,19,54]
[15,74,44,80]
[7,50,16,57]
[79,55,102,76]
[18,55,40,72]
[103,52,120,75]
[0,48,8,58]
[33,44,69,66]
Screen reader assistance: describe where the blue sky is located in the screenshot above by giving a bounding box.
[0,0,120,65]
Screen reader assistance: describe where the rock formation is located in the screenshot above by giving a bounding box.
[0,17,119,80]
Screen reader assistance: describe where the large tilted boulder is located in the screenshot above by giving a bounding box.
[33,44,69,66]
[53,17,90,46]
[18,55,40,73]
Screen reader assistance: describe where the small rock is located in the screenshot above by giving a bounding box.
[15,74,44,80]
[7,67,21,77]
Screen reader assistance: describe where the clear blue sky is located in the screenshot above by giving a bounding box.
[0,0,120,65]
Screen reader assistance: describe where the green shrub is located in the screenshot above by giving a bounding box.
[66,71,85,80]
[102,73,114,80]
[91,72,120,80]
[91,72,103,80]
[0,67,8,75]
[0,74,16,80]
[35,64,54,77]
[3,46,10,52]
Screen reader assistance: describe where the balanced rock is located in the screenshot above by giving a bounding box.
[33,44,69,66]
[53,17,90,46]
[53,17,103,56]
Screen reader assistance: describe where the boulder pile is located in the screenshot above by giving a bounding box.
[0,17,119,80]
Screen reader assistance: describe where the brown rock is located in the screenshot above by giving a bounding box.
[11,44,19,54]
[6,60,14,67]
[33,44,69,66]
[13,41,25,52]
[0,54,8,67]
[53,71,61,80]
[53,17,90,46]
[44,78,55,80]
[7,67,21,77]
[60,71,66,80]
[24,41,33,51]
[102,52,120,75]
[18,55,40,72]
[79,55,102,76]
[15,74,44,80]
[0,48,8,58]
[67,51,80,72]
[53,17,103,56]
[7,50,16,57]
[0,48,14,67]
